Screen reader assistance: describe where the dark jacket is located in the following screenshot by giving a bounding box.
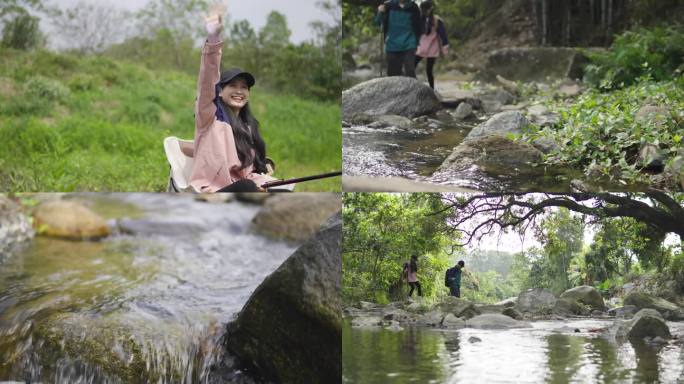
[374,0,422,52]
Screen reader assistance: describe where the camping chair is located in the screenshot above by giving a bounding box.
[163,136,196,193]
[163,137,295,192]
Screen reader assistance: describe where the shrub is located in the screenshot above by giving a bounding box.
[25,76,70,101]
[584,25,684,90]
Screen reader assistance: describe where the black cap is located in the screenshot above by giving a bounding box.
[218,68,256,88]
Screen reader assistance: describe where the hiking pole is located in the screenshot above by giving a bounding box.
[261,171,342,189]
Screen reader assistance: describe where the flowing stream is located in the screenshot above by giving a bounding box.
[343,319,684,383]
[0,194,298,383]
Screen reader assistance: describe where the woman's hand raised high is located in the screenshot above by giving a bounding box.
[205,2,226,42]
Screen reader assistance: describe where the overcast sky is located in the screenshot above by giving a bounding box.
[44,0,336,46]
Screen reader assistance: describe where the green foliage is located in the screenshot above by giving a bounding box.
[25,76,70,101]
[342,193,458,304]
[666,248,684,292]
[584,25,684,90]
[1,12,43,50]
[526,79,684,185]
[0,47,340,191]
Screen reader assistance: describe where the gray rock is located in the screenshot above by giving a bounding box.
[251,194,341,242]
[468,336,482,343]
[0,196,34,259]
[351,316,383,328]
[466,314,533,329]
[437,297,480,320]
[442,313,466,329]
[558,82,582,97]
[624,292,683,321]
[637,143,664,170]
[635,105,670,129]
[495,297,517,307]
[532,136,560,154]
[433,135,544,181]
[385,321,404,332]
[559,286,606,311]
[195,194,234,203]
[358,301,378,311]
[552,298,586,316]
[367,114,414,130]
[452,102,474,120]
[478,47,588,82]
[417,310,444,327]
[342,77,442,119]
[527,104,560,127]
[613,309,671,341]
[477,88,515,105]
[475,304,507,314]
[466,111,529,141]
[502,307,524,320]
[591,310,606,317]
[224,213,341,384]
[517,288,557,314]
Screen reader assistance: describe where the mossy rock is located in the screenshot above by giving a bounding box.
[225,212,341,383]
[33,200,110,240]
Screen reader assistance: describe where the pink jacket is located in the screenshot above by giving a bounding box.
[189,40,276,193]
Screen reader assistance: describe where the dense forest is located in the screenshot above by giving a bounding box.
[343,193,684,305]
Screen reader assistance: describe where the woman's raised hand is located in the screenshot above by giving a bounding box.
[205,2,226,40]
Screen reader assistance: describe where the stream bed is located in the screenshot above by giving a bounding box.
[0,194,298,383]
[343,319,684,383]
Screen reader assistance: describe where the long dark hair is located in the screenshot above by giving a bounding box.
[214,83,268,174]
[410,255,418,273]
[420,0,435,35]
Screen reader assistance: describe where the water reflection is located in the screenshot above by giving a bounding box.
[343,320,684,383]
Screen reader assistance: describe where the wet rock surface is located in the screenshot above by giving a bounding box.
[0,196,34,260]
[251,193,342,242]
[33,200,110,240]
[224,212,341,384]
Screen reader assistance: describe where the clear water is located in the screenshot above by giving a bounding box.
[0,194,298,383]
[343,319,684,383]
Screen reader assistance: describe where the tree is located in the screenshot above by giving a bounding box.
[343,193,457,303]
[50,2,130,53]
[136,0,209,68]
[434,193,684,247]
[0,0,44,50]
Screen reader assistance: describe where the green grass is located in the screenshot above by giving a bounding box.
[0,48,341,192]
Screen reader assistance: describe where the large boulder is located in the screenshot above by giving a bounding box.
[432,135,544,181]
[437,297,480,319]
[224,212,341,384]
[251,193,341,242]
[465,111,529,141]
[559,286,606,311]
[517,288,557,314]
[623,292,683,321]
[32,200,110,240]
[416,310,445,327]
[477,47,588,82]
[442,313,466,329]
[608,305,639,319]
[552,298,587,317]
[342,77,442,119]
[466,314,532,329]
[612,309,671,342]
[0,196,34,258]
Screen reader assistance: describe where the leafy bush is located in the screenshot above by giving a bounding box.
[584,25,684,90]
[25,76,70,102]
[527,79,684,185]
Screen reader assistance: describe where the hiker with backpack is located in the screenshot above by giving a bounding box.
[445,260,465,297]
[403,255,422,297]
[374,0,422,78]
[415,0,449,89]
